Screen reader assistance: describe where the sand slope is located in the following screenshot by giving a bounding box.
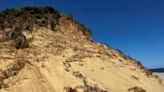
[0,15,164,92]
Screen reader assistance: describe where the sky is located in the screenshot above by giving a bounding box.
[0,0,164,68]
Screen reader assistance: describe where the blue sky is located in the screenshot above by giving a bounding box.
[0,0,164,68]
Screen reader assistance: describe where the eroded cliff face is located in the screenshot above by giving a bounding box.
[0,7,163,92]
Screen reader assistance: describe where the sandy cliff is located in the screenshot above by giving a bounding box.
[0,7,164,92]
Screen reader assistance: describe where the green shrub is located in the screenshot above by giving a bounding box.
[135,61,152,76]
[0,6,60,31]
[21,6,57,14]
[115,49,137,61]
[1,8,20,17]
[135,61,144,69]
[60,12,73,18]
[79,23,92,37]
[115,49,128,59]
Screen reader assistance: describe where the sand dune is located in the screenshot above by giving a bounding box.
[0,7,164,92]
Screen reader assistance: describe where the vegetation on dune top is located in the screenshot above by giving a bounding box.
[0,6,60,31]
[0,6,92,49]
[0,6,60,18]
[0,6,92,37]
